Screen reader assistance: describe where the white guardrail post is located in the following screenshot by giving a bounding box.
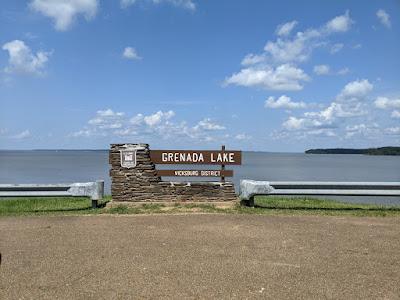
[239,180,400,207]
[239,180,274,207]
[93,180,105,208]
[0,180,105,208]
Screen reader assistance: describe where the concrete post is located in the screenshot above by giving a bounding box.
[91,180,104,208]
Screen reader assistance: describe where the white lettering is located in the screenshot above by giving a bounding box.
[200,170,220,176]
[211,152,235,163]
[174,170,199,176]
[211,153,216,162]
[159,151,235,163]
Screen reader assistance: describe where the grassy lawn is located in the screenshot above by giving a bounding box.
[0,196,111,216]
[0,196,400,217]
[251,196,400,216]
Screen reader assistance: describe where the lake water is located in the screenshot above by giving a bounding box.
[1,150,399,205]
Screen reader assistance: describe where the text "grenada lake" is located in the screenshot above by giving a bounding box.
[161,152,236,163]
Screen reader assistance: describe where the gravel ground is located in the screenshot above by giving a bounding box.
[1,214,399,299]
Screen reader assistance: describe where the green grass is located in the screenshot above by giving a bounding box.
[0,195,400,217]
[249,196,400,216]
[255,196,393,209]
[0,196,111,216]
[107,203,166,214]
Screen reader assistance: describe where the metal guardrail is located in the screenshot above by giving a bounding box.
[0,180,104,208]
[239,180,400,207]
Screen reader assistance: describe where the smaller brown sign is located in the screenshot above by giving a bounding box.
[156,170,233,177]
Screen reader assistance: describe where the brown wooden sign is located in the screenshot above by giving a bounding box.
[156,170,233,177]
[150,150,242,165]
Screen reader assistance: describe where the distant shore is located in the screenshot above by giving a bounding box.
[305,146,400,156]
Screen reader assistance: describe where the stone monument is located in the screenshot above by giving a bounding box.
[109,143,239,203]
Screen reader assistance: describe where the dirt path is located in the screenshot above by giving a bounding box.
[1,214,399,299]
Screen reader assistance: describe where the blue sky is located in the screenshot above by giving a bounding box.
[0,0,399,151]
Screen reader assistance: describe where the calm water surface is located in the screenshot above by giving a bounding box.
[1,150,399,205]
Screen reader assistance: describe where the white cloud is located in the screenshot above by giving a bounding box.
[321,102,365,119]
[130,114,144,125]
[88,109,125,129]
[123,47,141,60]
[71,109,231,143]
[307,129,337,137]
[391,110,400,119]
[375,97,400,120]
[345,123,379,139]
[143,110,175,126]
[264,12,352,62]
[2,40,50,75]
[121,0,195,10]
[376,9,391,28]
[0,128,8,136]
[374,97,400,109]
[282,115,337,131]
[282,116,306,130]
[12,130,31,139]
[167,0,196,10]
[272,127,337,139]
[275,21,298,36]
[265,95,306,109]
[337,67,350,75]
[30,0,98,31]
[263,29,322,64]
[314,65,350,76]
[241,53,265,66]
[385,127,400,135]
[279,79,374,139]
[224,64,310,91]
[264,11,353,64]
[325,10,353,33]
[235,133,251,140]
[339,79,373,99]
[97,109,124,117]
[70,129,92,137]
[311,79,373,120]
[121,0,136,7]
[330,43,344,54]
[225,11,353,93]
[194,118,225,131]
[313,64,330,75]
[273,81,400,141]
[113,128,138,136]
